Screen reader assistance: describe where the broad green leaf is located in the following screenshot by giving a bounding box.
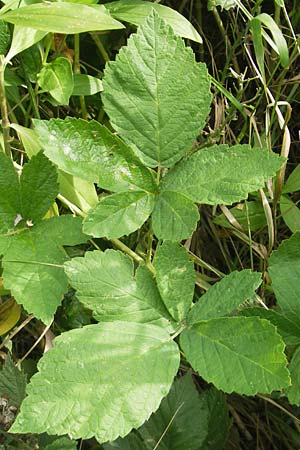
[282,164,300,193]
[105,374,229,450]
[280,195,300,233]
[180,316,290,394]
[213,201,267,231]
[65,250,173,328]
[0,353,26,407]
[0,153,20,232]
[72,74,103,96]
[43,437,77,450]
[38,57,74,105]
[152,191,200,241]
[1,3,124,33]
[11,322,180,442]
[269,233,300,326]
[153,242,195,322]
[187,270,262,324]
[0,20,11,54]
[106,0,202,43]
[33,118,157,193]
[5,26,46,62]
[83,191,154,239]
[240,307,300,346]
[20,151,59,223]
[161,144,285,205]
[286,347,300,405]
[1,216,87,324]
[102,11,211,168]
[0,298,21,336]
[11,124,98,213]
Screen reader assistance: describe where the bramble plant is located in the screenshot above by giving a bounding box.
[0,1,300,449]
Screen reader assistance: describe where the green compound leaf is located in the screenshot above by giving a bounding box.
[269,233,300,328]
[10,322,180,443]
[161,144,285,205]
[102,10,211,168]
[1,3,124,33]
[20,151,59,224]
[180,317,290,395]
[0,152,58,232]
[33,118,156,193]
[187,270,262,324]
[1,216,87,325]
[153,242,195,322]
[286,347,300,405]
[65,250,173,328]
[105,374,229,450]
[83,191,154,239]
[38,57,74,105]
[0,354,27,408]
[106,0,202,43]
[152,191,200,241]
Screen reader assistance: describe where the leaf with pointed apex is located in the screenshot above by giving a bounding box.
[10,322,180,443]
[0,153,20,232]
[1,216,87,324]
[280,195,300,233]
[153,242,195,322]
[20,151,59,223]
[180,317,290,395]
[0,354,27,407]
[65,250,173,329]
[286,347,300,405]
[188,270,262,325]
[161,144,285,205]
[1,3,124,33]
[38,57,74,105]
[102,11,211,168]
[152,191,199,241]
[83,191,154,238]
[106,0,202,43]
[269,232,300,327]
[104,375,229,450]
[33,118,156,193]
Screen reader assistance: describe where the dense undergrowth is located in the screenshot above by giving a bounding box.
[0,0,300,449]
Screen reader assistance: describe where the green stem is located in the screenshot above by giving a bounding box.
[0,55,12,158]
[188,251,225,277]
[91,33,110,63]
[74,33,87,120]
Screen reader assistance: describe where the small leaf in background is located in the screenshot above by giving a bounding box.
[161,144,285,205]
[187,270,262,324]
[0,20,11,54]
[240,307,300,346]
[65,250,173,328]
[286,347,300,405]
[213,201,267,231]
[208,0,236,10]
[0,153,20,233]
[1,216,87,325]
[282,164,300,193]
[0,354,27,408]
[102,10,211,168]
[72,74,103,96]
[1,3,124,33]
[10,322,180,443]
[106,0,202,43]
[105,374,229,450]
[0,299,21,336]
[280,195,300,233]
[43,436,77,450]
[5,26,46,62]
[83,191,154,239]
[33,118,157,193]
[152,191,200,241]
[153,242,195,322]
[38,57,74,105]
[269,232,300,327]
[180,316,290,395]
